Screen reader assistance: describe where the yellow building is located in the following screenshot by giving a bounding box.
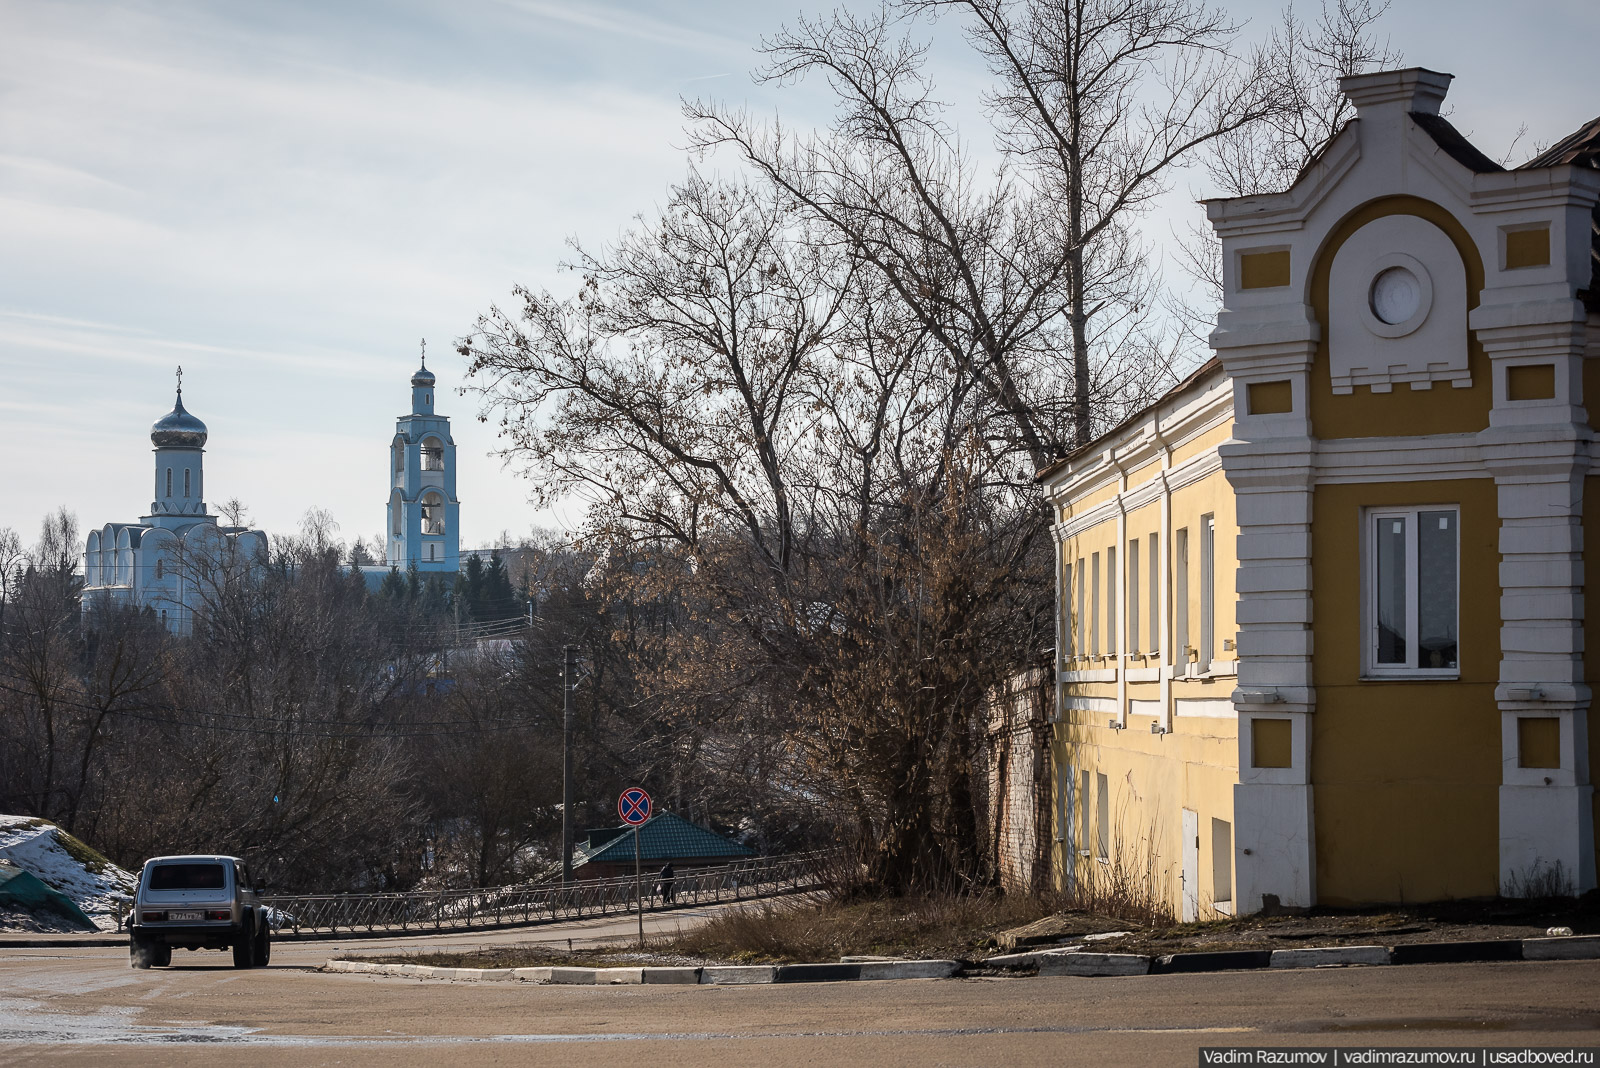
[1039,69,1600,917]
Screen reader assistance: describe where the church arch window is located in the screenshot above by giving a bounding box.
[184,469,191,497]
[165,468,173,497]
[421,437,445,471]
[421,491,446,535]
[154,559,164,580]
[391,491,403,537]
[393,441,405,475]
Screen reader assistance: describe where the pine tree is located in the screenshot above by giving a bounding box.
[379,565,405,600]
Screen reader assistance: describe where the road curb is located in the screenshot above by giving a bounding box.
[318,934,1600,987]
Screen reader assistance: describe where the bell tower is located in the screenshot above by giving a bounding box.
[387,344,460,572]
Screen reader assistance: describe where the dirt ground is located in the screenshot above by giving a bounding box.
[1003,894,1600,957]
[348,892,1600,970]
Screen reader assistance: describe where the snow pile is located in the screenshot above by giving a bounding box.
[0,816,137,931]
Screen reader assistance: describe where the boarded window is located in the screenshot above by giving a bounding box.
[1240,250,1290,289]
[1248,380,1293,415]
[1518,717,1560,769]
[1095,773,1110,861]
[1252,718,1293,769]
[1507,364,1555,401]
[1504,227,1550,270]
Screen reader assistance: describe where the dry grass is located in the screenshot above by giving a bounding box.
[664,890,1102,963]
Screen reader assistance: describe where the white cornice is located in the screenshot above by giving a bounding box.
[1043,376,1233,503]
[1055,448,1225,539]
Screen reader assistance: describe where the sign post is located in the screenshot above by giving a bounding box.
[618,787,652,950]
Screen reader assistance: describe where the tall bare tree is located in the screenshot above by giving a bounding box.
[690,0,1278,456]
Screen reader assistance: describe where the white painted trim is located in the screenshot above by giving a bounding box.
[1062,696,1119,715]
[1175,698,1237,718]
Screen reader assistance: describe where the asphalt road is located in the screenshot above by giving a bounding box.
[3,909,1598,1067]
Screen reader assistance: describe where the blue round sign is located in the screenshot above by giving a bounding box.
[618,787,652,826]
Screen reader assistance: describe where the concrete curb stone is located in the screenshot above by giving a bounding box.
[1521,935,1600,961]
[642,967,703,984]
[1390,939,1523,965]
[319,933,1600,988]
[857,960,961,980]
[1151,950,1272,974]
[698,965,779,985]
[1269,946,1390,969]
[1036,953,1151,977]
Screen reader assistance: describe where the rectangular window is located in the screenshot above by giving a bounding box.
[1090,553,1101,657]
[1106,546,1118,657]
[1367,507,1459,675]
[1078,770,1091,857]
[1211,818,1233,911]
[422,445,445,471]
[1055,762,1070,844]
[1127,539,1141,656]
[1148,533,1160,656]
[1076,561,1087,660]
[1095,773,1110,861]
[1200,514,1215,669]
[1174,528,1190,669]
[1062,561,1074,657]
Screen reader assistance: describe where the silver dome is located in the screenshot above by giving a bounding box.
[151,391,208,448]
[411,362,436,388]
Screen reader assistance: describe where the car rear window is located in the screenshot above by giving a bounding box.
[148,863,226,890]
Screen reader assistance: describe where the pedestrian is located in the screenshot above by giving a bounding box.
[657,862,675,904]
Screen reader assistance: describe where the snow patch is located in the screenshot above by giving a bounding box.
[0,816,136,931]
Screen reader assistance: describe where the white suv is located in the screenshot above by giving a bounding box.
[129,855,270,969]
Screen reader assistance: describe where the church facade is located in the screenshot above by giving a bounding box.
[82,376,269,634]
[387,359,460,573]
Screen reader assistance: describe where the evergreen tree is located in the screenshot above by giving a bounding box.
[482,552,518,622]
[462,554,485,619]
[379,565,405,600]
[405,561,422,601]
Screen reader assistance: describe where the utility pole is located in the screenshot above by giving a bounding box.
[561,643,577,885]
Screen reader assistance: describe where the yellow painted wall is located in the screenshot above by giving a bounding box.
[1308,197,1491,440]
[1051,703,1239,920]
[1310,478,1502,904]
[1171,421,1233,467]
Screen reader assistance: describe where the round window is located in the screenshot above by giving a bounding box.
[1370,266,1422,325]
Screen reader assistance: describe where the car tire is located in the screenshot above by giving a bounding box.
[130,938,151,970]
[232,916,255,968]
[253,914,270,967]
[152,944,171,968]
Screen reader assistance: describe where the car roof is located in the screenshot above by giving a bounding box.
[144,855,243,865]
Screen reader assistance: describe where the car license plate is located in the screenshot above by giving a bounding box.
[169,910,205,921]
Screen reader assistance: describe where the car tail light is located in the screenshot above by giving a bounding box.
[207,910,231,921]
[141,911,166,922]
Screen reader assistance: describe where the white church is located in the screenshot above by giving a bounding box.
[83,357,463,632]
[81,371,269,633]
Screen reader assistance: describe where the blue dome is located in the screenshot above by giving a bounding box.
[151,391,208,448]
[411,362,435,388]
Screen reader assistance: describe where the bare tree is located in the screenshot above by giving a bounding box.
[463,173,851,587]
[690,0,1277,455]
[1170,0,1400,333]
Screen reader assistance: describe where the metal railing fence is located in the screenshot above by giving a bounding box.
[261,850,834,938]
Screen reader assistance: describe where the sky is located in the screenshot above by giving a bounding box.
[2,0,1596,554]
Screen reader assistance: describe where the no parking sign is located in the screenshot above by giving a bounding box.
[619,787,652,826]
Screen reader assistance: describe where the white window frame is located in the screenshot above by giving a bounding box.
[1363,504,1460,679]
